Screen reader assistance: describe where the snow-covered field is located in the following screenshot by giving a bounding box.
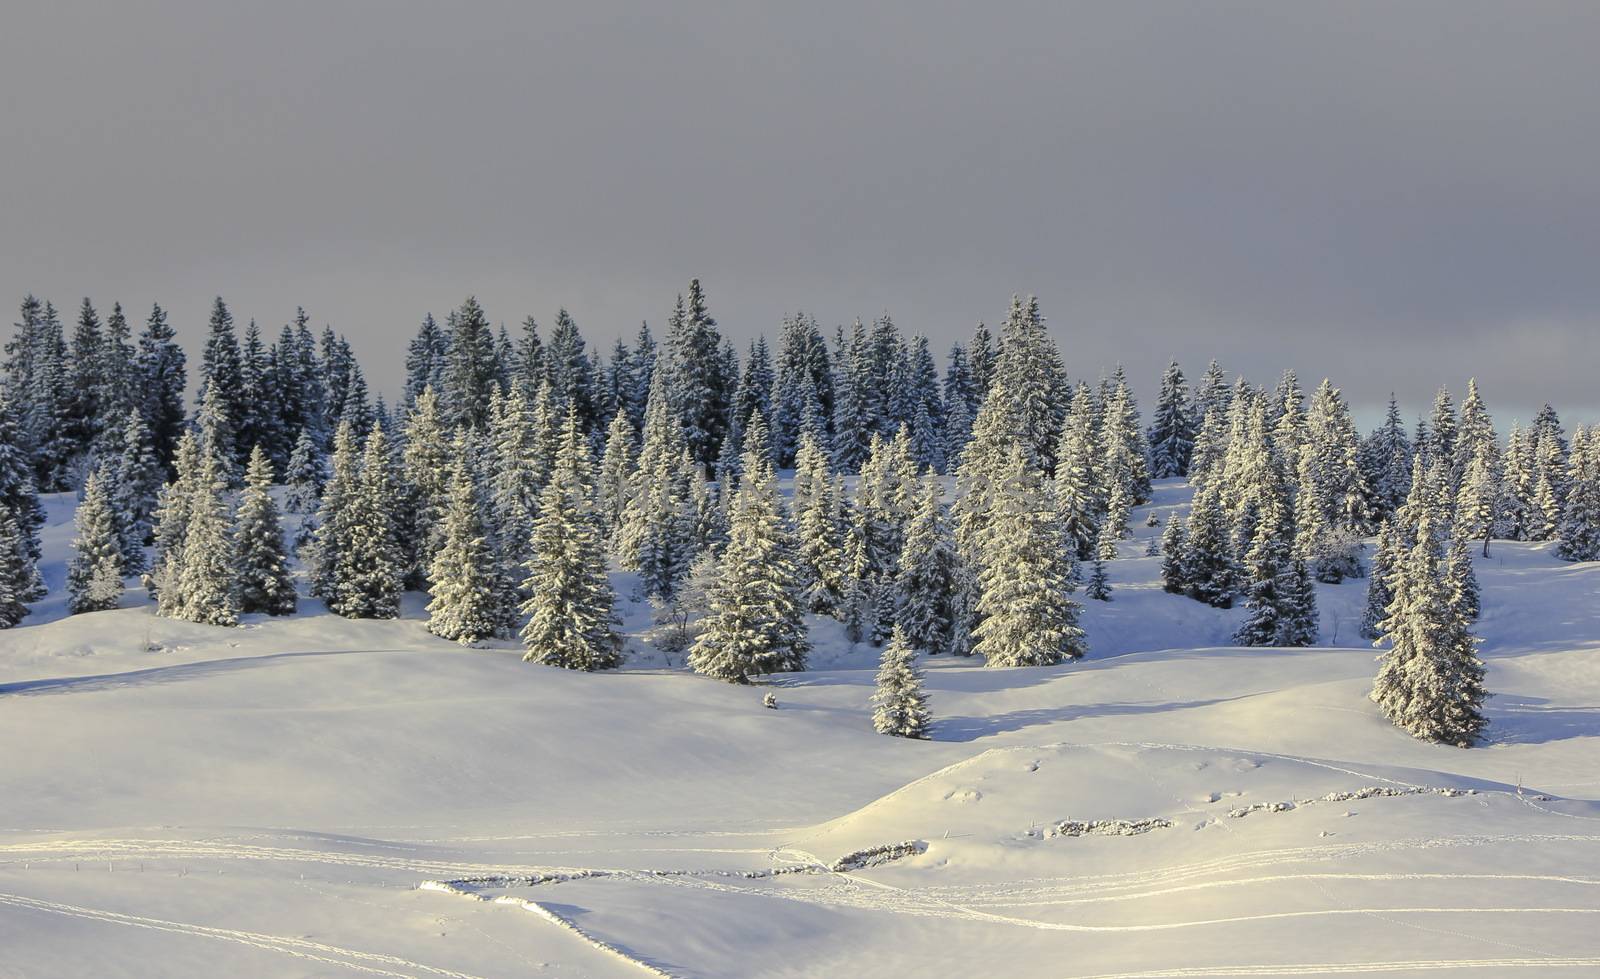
[3,481,1599,978]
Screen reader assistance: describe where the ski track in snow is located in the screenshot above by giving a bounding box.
[0,891,490,979]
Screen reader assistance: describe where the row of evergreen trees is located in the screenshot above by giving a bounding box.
[13,286,1598,747]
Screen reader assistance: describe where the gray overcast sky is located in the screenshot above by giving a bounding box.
[3,2,1597,425]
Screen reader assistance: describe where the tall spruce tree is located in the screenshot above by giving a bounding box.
[0,512,35,627]
[793,432,849,615]
[233,446,296,616]
[616,368,697,597]
[443,297,499,430]
[1358,399,1407,522]
[520,408,622,670]
[972,446,1084,666]
[1371,508,1488,746]
[427,459,508,644]
[688,437,809,682]
[67,468,125,614]
[1557,427,1600,562]
[166,439,239,627]
[895,479,958,655]
[1148,360,1195,479]
[103,408,160,573]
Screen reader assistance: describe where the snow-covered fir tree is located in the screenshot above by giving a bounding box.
[131,303,186,475]
[1147,359,1195,478]
[441,297,500,430]
[855,427,919,581]
[102,407,160,574]
[1179,481,1238,607]
[894,479,959,655]
[1159,516,1189,593]
[1556,427,1600,562]
[1359,395,1413,524]
[323,424,404,619]
[1085,558,1112,601]
[1053,383,1103,561]
[793,432,849,615]
[840,516,877,645]
[597,409,636,540]
[232,446,296,616]
[972,446,1084,666]
[149,431,202,608]
[166,440,239,627]
[520,407,621,669]
[1361,518,1399,641]
[427,459,509,644]
[1371,507,1488,746]
[488,384,558,587]
[1096,482,1130,561]
[0,511,34,627]
[1101,365,1152,505]
[870,625,932,738]
[1445,532,1480,623]
[688,437,809,682]
[615,367,697,598]
[1234,461,1299,647]
[67,468,124,614]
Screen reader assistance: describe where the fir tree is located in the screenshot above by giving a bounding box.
[664,280,731,464]
[233,446,296,616]
[1054,383,1103,561]
[830,319,877,472]
[403,313,450,408]
[895,480,958,655]
[521,408,622,669]
[597,409,637,539]
[1556,428,1600,562]
[284,427,328,515]
[322,424,404,619]
[167,441,239,627]
[973,447,1084,666]
[93,302,141,458]
[1234,468,1297,647]
[65,298,105,468]
[1148,360,1195,478]
[871,626,932,738]
[616,367,697,598]
[1181,482,1238,607]
[1085,558,1112,601]
[1279,558,1320,646]
[67,469,125,614]
[195,297,244,469]
[793,433,849,615]
[103,408,160,573]
[544,308,599,435]
[1371,509,1488,746]
[149,432,203,609]
[1362,519,1400,641]
[0,512,34,627]
[1426,386,1458,478]
[941,343,979,468]
[1359,395,1414,525]
[1159,516,1189,593]
[1445,533,1480,623]
[443,297,499,430]
[688,439,809,682]
[427,459,508,644]
[1096,482,1130,561]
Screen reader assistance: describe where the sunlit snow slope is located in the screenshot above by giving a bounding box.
[2,481,1598,978]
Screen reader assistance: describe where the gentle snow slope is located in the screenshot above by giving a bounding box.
[2,480,1598,977]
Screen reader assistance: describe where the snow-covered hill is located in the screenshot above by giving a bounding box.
[2,482,1598,977]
